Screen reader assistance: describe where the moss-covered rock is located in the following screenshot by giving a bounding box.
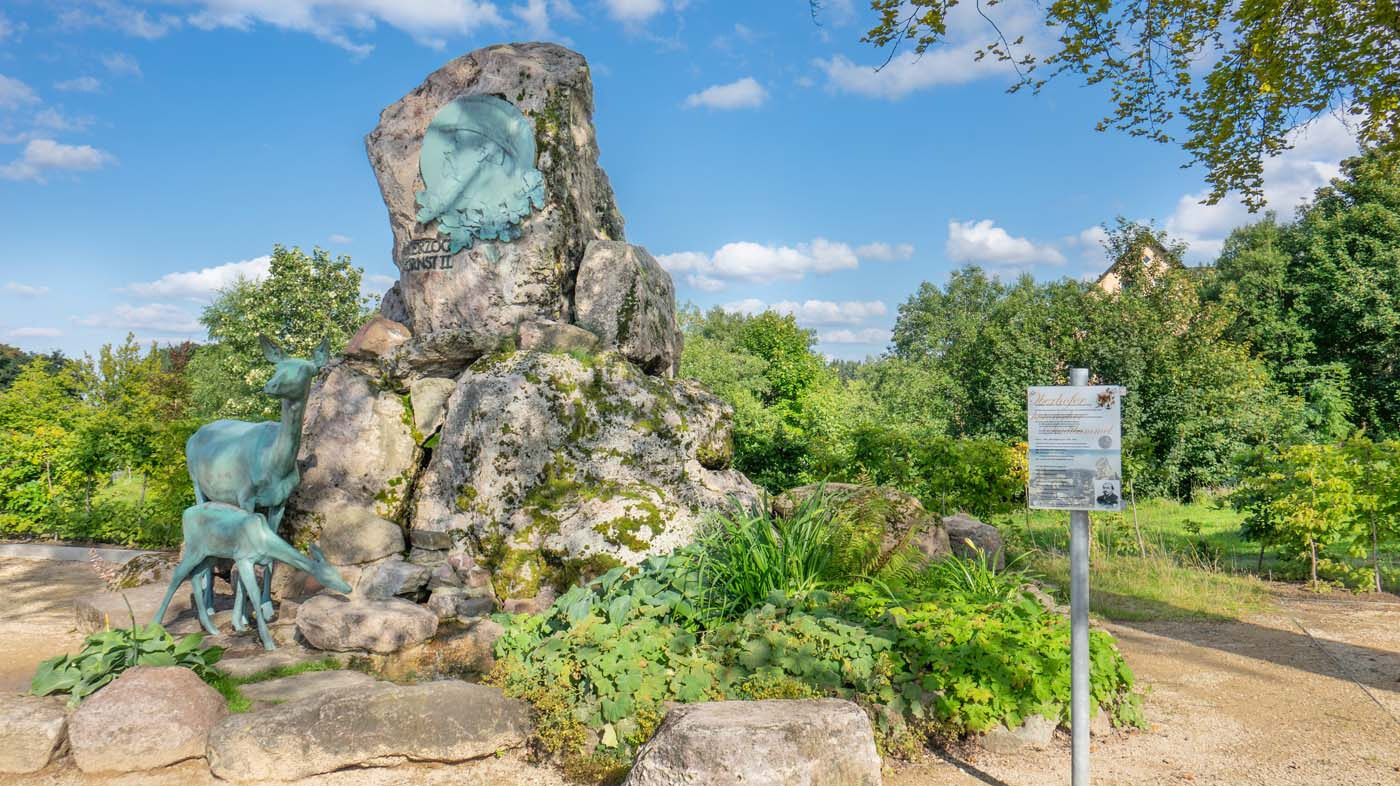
[412,350,759,597]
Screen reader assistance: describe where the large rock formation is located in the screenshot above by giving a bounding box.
[67,666,227,773]
[366,42,625,339]
[412,350,757,597]
[284,42,759,618]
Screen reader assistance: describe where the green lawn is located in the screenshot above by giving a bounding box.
[993,498,1275,621]
[990,496,1400,620]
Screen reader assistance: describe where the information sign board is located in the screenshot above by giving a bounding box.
[1027,385,1126,511]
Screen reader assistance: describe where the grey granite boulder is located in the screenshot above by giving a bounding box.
[345,315,411,360]
[357,557,430,600]
[427,586,495,620]
[944,512,1005,569]
[67,666,227,773]
[286,360,421,536]
[315,509,405,567]
[775,483,950,568]
[409,376,456,440]
[0,695,68,774]
[411,350,760,597]
[296,593,437,653]
[575,241,683,377]
[366,42,625,340]
[978,713,1057,753]
[625,699,882,786]
[206,680,531,782]
[517,318,600,354]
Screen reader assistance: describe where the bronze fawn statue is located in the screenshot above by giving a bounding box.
[154,502,350,650]
[185,335,329,622]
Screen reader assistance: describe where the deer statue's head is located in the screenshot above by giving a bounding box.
[260,336,330,400]
[306,544,353,593]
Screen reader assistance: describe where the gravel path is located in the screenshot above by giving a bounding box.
[3,558,1398,785]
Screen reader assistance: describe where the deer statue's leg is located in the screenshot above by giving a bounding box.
[260,505,286,614]
[152,551,205,626]
[259,562,276,622]
[235,559,276,650]
[191,563,221,636]
[230,564,249,633]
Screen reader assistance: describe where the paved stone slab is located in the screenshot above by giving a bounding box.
[238,669,380,706]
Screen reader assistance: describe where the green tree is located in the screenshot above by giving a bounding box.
[0,358,86,533]
[830,0,1397,208]
[1289,151,1400,432]
[189,245,376,421]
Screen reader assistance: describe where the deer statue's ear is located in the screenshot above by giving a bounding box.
[259,335,287,364]
[312,337,330,369]
[309,543,326,563]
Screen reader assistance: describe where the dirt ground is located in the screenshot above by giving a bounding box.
[3,557,1399,786]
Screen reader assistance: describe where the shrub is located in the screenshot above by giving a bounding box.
[489,541,1144,771]
[31,622,224,707]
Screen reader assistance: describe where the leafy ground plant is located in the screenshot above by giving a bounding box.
[31,622,223,707]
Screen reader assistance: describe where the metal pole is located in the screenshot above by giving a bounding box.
[1068,366,1090,786]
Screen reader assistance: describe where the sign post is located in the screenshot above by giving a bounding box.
[1027,368,1125,786]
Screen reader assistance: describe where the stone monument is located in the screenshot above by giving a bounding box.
[285,43,759,614]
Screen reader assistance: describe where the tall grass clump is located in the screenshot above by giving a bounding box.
[692,489,835,620]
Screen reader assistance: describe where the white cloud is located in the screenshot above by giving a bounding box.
[125,256,272,300]
[659,238,910,291]
[59,2,181,39]
[4,282,50,296]
[0,139,116,183]
[184,0,506,54]
[34,108,92,132]
[76,303,202,334]
[722,298,887,325]
[101,53,143,77]
[513,0,570,39]
[1063,225,1110,267]
[658,238,859,288]
[818,327,891,344]
[684,77,767,110]
[364,273,397,289]
[328,233,353,244]
[854,242,914,261]
[603,0,666,23]
[7,327,63,338]
[0,74,38,109]
[55,76,102,93]
[1165,112,1359,261]
[946,219,1066,266]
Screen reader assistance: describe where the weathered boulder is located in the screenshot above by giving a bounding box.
[574,241,683,376]
[104,551,177,590]
[215,646,343,680]
[411,350,760,597]
[978,713,1057,754]
[78,579,190,633]
[345,315,411,360]
[944,512,1005,569]
[427,586,495,620]
[366,42,624,341]
[67,666,226,773]
[517,318,600,354]
[774,483,950,568]
[313,508,404,567]
[0,695,68,774]
[625,699,882,786]
[387,327,502,378]
[287,360,421,532]
[206,680,531,782]
[357,557,430,600]
[238,669,380,707]
[409,376,456,440]
[296,593,437,653]
[380,280,410,324]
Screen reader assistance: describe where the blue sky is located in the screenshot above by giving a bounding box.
[0,0,1358,360]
